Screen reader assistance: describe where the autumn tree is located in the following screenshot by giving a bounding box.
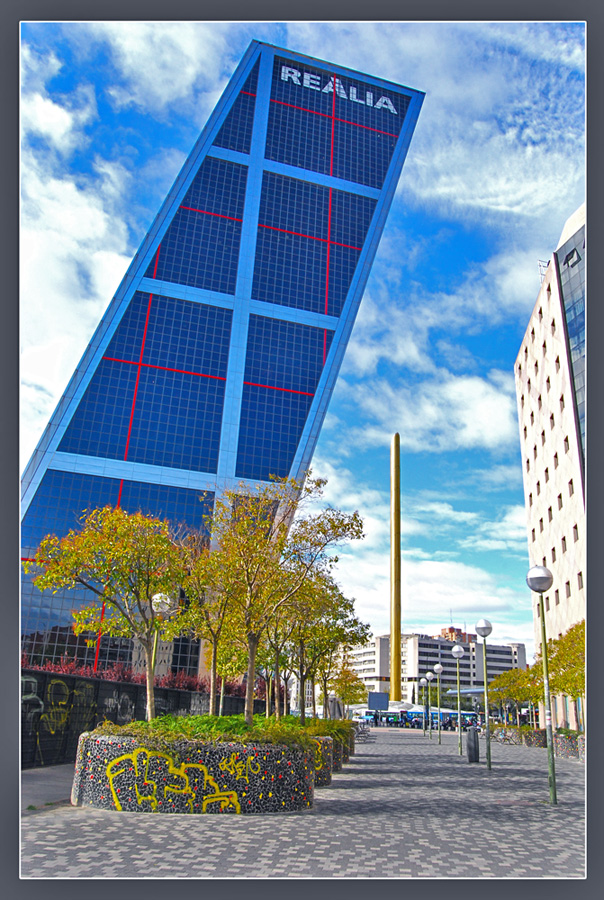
[202,475,364,726]
[164,530,232,716]
[547,620,585,702]
[488,667,533,725]
[23,507,185,720]
[328,655,368,715]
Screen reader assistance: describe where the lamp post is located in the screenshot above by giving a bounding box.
[434,663,443,744]
[419,677,427,734]
[451,644,464,755]
[475,618,493,770]
[526,565,557,805]
[426,671,434,738]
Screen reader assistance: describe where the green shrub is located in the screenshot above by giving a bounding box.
[91,714,315,756]
[555,727,579,739]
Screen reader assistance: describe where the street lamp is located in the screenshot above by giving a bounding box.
[151,593,178,671]
[526,565,557,805]
[451,644,464,755]
[426,671,434,738]
[475,618,493,771]
[434,663,443,744]
[419,677,427,734]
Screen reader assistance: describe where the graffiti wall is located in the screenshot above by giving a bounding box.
[21,670,267,769]
[72,734,314,814]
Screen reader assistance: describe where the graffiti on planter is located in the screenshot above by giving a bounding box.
[312,739,324,771]
[21,675,45,732]
[106,747,241,814]
[218,751,261,783]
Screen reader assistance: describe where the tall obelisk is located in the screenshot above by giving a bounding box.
[390,433,401,700]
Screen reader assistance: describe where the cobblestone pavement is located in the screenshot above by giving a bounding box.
[20,728,585,879]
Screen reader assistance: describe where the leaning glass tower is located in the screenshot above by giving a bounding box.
[21,41,424,671]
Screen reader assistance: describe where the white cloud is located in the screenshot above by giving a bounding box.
[339,369,518,454]
[20,149,132,470]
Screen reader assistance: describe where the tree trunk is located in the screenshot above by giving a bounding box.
[282,675,289,717]
[219,675,225,716]
[144,641,156,721]
[274,655,281,721]
[244,633,259,727]
[298,641,306,726]
[209,636,218,715]
[311,677,317,718]
[265,673,271,718]
[322,677,329,719]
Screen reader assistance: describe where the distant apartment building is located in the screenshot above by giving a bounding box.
[347,628,526,704]
[514,205,585,729]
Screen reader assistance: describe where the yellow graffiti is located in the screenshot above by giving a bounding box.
[218,751,261,783]
[312,738,324,772]
[106,747,241,814]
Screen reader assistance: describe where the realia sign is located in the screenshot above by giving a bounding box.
[280,65,399,114]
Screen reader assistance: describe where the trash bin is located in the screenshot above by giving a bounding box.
[467,726,479,763]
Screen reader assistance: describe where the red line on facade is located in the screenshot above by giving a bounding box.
[258,223,327,243]
[270,98,331,118]
[244,380,314,397]
[270,97,397,137]
[335,116,398,138]
[102,357,226,381]
[123,247,160,462]
[180,206,243,223]
[257,222,361,252]
[95,245,160,671]
[240,90,256,97]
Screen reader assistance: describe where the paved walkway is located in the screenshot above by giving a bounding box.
[20,728,585,878]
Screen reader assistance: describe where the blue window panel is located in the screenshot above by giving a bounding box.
[143,157,247,294]
[252,226,327,313]
[106,292,232,377]
[265,101,332,177]
[258,171,329,239]
[150,208,243,295]
[181,156,247,220]
[213,61,259,155]
[127,368,225,473]
[142,295,232,376]
[104,292,149,363]
[245,316,333,394]
[235,385,314,481]
[118,480,213,531]
[21,469,122,556]
[330,189,377,247]
[555,225,586,459]
[327,244,362,318]
[332,120,398,189]
[58,360,136,460]
[21,469,213,661]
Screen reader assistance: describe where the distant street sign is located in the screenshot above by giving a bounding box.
[368,691,389,711]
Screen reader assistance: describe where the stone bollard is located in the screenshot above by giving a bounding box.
[466,726,479,763]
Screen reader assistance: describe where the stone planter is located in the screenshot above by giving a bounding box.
[72,732,314,815]
[311,736,333,787]
[341,738,350,763]
[554,733,580,759]
[522,729,547,748]
[332,739,343,772]
[578,734,585,761]
[349,730,355,756]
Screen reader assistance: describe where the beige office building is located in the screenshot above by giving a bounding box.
[514,205,585,729]
[348,628,526,705]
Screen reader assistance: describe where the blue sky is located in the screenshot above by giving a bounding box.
[20,21,586,660]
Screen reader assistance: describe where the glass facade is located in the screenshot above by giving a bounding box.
[21,41,423,670]
[555,226,585,462]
